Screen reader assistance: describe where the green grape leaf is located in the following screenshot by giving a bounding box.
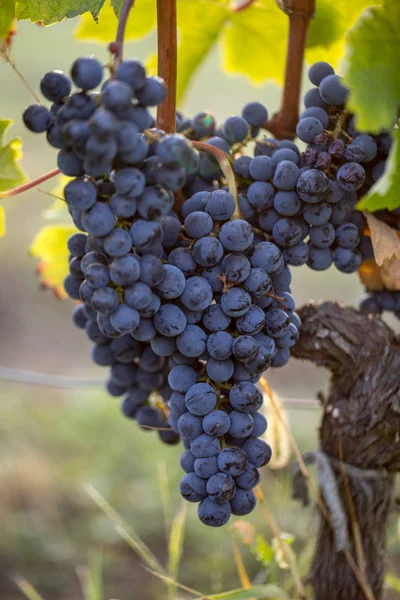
[344,1,400,133]
[0,0,15,40]
[110,0,123,17]
[15,0,105,25]
[75,0,156,42]
[0,119,26,192]
[357,129,400,212]
[30,223,78,298]
[305,0,381,67]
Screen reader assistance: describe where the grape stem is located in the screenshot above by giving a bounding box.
[156,0,177,134]
[111,0,136,72]
[0,168,60,199]
[265,0,315,140]
[191,141,240,218]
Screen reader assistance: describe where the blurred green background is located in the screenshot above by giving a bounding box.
[0,18,399,600]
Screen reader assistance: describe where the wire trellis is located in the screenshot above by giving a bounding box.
[0,367,320,410]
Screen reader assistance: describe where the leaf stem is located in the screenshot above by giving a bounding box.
[156,0,177,133]
[265,0,315,140]
[191,141,240,218]
[0,168,60,199]
[111,0,136,72]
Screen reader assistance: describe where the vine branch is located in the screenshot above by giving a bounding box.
[110,0,136,72]
[0,168,60,199]
[265,0,315,139]
[156,0,177,134]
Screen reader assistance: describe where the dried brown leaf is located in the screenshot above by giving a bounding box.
[364,212,400,266]
[379,255,400,290]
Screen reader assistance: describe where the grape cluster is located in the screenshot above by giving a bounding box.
[23,55,305,526]
[160,197,299,525]
[23,56,201,443]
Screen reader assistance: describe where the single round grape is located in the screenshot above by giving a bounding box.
[204,190,236,221]
[202,304,232,332]
[221,287,252,317]
[191,433,220,458]
[242,438,272,467]
[180,473,207,502]
[110,304,139,334]
[296,117,323,143]
[309,223,335,248]
[155,264,186,299]
[192,236,224,267]
[303,201,332,226]
[223,115,249,144]
[319,74,349,106]
[247,181,275,209]
[272,218,303,248]
[184,211,213,239]
[153,304,187,337]
[272,160,299,191]
[229,381,262,413]
[234,463,260,490]
[299,106,329,128]
[230,488,256,516]
[180,276,213,311]
[71,57,103,90]
[206,357,235,382]
[23,104,52,133]
[282,242,309,266]
[242,101,268,127]
[202,410,231,436]
[219,219,255,252]
[198,497,231,527]
[333,247,362,273]
[307,246,333,271]
[168,365,197,393]
[207,473,236,502]
[336,163,366,192]
[218,447,248,476]
[177,412,203,441]
[185,382,217,416]
[308,61,334,85]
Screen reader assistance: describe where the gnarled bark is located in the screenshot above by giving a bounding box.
[292,301,400,600]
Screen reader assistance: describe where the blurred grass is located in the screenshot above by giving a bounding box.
[0,15,399,600]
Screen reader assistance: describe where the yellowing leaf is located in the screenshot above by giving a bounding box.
[357,130,400,213]
[358,258,385,291]
[364,212,400,266]
[15,0,105,25]
[30,224,79,298]
[0,119,27,192]
[222,1,287,84]
[176,0,230,102]
[345,2,400,132]
[74,0,156,43]
[0,205,5,237]
[0,0,15,40]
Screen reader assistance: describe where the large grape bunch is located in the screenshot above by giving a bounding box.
[23,55,303,526]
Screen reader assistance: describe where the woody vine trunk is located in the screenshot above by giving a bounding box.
[293,302,400,599]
